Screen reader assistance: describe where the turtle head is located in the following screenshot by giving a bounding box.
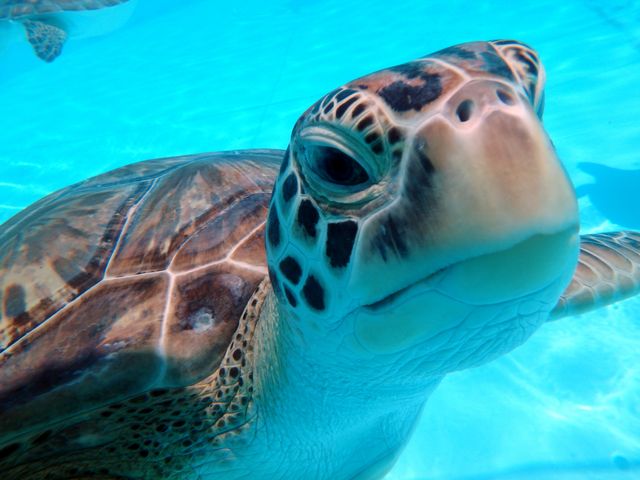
[266,40,579,375]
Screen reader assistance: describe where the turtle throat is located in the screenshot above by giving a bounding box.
[242,283,440,478]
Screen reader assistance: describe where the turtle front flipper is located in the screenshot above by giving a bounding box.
[22,18,68,62]
[550,231,640,320]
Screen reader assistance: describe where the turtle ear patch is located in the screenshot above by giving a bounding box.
[378,70,442,112]
[326,221,358,268]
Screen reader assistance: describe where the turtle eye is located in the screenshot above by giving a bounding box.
[308,146,370,187]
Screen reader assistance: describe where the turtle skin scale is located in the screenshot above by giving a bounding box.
[0,150,281,478]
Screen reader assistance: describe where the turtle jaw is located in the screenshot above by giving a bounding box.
[351,225,580,358]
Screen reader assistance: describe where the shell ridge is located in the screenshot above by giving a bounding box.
[103,178,158,278]
[0,178,154,357]
[167,192,270,274]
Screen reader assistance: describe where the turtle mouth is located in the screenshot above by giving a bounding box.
[362,267,449,311]
[361,227,579,311]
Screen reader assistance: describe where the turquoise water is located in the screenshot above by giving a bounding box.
[1,0,639,478]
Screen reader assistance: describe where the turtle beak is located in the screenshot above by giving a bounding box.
[343,66,581,359]
[348,76,579,309]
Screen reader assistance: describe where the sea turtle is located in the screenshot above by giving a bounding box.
[1,40,639,479]
[0,0,132,62]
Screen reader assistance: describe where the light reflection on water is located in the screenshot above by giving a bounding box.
[0,0,639,478]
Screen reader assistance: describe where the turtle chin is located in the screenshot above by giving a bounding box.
[350,226,579,371]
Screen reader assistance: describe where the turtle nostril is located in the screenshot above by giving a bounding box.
[496,89,515,105]
[456,99,474,122]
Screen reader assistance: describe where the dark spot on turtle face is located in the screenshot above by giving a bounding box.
[4,284,27,322]
[404,143,436,206]
[279,256,302,284]
[371,142,384,154]
[229,367,239,378]
[267,208,281,248]
[371,214,409,262]
[232,349,242,361]
[351,103,366,118]
[302,275,325,311]
[356,115,374,131]
[336,96,358,119]
[496,89,515,105]
[279,148,290,174]
[387,127,402,144]
[282,173,298,203]
[326,221,358,268]
[357,84,369,90]
[378,73,442,112]
[480,50,515,81]
[336,88,358,101]
[323,102,334,114]
[516,51,538,76]
[433,45,478,60]
[310,101,321,115]
[284,286,297,307]
[321,88,340,108]
[456,99,474,122]
[364,132,380,144]
[297,199,320,238]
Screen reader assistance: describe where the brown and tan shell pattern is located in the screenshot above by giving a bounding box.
[0,149,282,444]
[0,0,129,19]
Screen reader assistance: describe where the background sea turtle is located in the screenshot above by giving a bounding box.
[576,162,640,229]
[1,40,639,479]
[0,0,133,62]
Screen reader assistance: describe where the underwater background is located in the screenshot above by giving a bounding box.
[1,0,639,478]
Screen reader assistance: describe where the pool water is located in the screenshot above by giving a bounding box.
[1,0,639,478]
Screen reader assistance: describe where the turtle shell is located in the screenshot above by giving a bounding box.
[0,0,130,19]
[0,149,282,442]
